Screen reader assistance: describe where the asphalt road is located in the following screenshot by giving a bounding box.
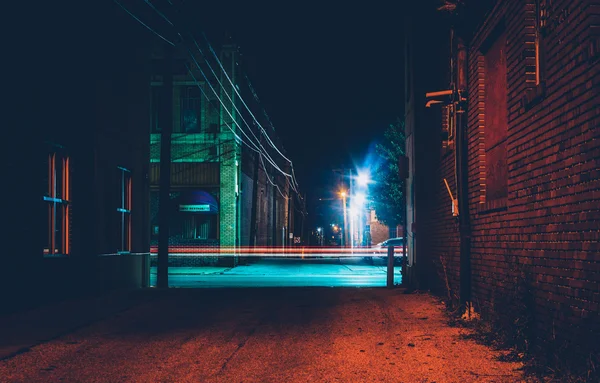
[0,288,523,383]
[151,257,403,288]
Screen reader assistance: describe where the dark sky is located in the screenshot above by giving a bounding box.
[184,2,406,195]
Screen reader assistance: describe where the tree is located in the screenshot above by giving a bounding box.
[371,118,406,237]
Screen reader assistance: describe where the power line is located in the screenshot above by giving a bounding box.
[146,1,302,195]
[118,0,302,202]
[189,36,295,185]
[202,34,296,170]
[113,0,175,46]
[141,0,296,186]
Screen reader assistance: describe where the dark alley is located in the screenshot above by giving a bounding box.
[0,288,523,383]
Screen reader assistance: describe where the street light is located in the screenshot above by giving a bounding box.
[317,227,323,246]
[357,171,371,187]
[340,190,348,247]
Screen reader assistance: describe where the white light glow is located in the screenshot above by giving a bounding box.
[357,171,371,186]
[353,192,366,206]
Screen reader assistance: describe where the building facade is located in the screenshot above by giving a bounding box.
[5,0,153,313]
[406,0,599,364]
[149,40,297,266]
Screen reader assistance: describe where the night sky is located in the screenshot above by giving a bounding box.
[190,2,406,196]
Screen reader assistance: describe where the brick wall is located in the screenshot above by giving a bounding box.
[368,210,404,245]
[425,0,600,355]
[219,140,238,247]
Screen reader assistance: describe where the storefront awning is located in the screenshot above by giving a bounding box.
[178,191,218,214]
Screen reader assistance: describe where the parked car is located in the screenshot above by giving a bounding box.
[370,237,405,265]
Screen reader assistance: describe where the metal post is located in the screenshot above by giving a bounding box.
[157,43,173,289]
[342,195,347,247]
[387,245,394,288]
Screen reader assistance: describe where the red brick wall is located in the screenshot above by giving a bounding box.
[428,0,600,352]
[368,211,403,245]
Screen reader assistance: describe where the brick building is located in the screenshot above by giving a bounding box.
[5,0,153,313]
[367,210,403,246]
[406,0,599,362]
[149,40,296,266]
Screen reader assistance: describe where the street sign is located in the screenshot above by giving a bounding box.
[179,204,210,212]
[289,232,294,239]
[294,237,301,244]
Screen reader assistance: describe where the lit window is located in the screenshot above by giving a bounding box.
[535,0,548,86]
[117,167,132,253]
[43,151,70,256]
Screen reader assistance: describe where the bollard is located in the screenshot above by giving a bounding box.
[387,245,394,288]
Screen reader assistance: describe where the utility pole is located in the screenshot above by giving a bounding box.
[272,178,277,246]
[332,168,351,247]
[287,189,292,247]
[300,192,306,246]
[342,193,347,247]
[348,168,354,247]
[157,43,173,289]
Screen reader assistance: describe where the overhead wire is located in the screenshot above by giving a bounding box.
[202,34,296,168]
[113,0,175,46]
[121,0,302,201]
[188,36,295,185]
[140,0,294,184]
[153,0,302,196]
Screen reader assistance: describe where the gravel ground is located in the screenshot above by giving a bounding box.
[0,288,525,383]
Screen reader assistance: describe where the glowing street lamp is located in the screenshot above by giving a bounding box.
[356,171,371,187]
[340,190,348,247]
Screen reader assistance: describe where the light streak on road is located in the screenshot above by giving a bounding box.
[148,246,405,257]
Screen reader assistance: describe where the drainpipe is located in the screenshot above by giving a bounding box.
[454,35,472,310]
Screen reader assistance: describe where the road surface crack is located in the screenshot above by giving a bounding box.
[218,326,258,373]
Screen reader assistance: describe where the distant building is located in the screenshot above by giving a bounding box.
[148,40,298,266]
[366,210,402,246]
[406,0,599,363]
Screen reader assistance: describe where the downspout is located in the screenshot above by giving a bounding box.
[454,34,472,312]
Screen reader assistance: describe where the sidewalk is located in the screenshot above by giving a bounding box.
[0,289,153,361]
[150,266,231,275]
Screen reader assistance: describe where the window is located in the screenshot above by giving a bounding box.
[441,104,455,149]
[117,167,132,253]
[483,27,508,203]
[44,151,70,256]
[150,86,161,133]
[180,86,202,133]
[208,145,218,159]
[208,123,219,134]
[535,0,548,86]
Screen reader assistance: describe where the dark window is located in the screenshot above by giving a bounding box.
[483,29,508,202]
[151,59,189,76]
[208,145,218,159]
[151,86,161,133]
[180,86,202,133]
[181,215,218,240]
[44,151,70,256]
[208,123,219,134]
[117,167,132,253]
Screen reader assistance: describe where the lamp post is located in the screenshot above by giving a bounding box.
[340,191,348,247]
